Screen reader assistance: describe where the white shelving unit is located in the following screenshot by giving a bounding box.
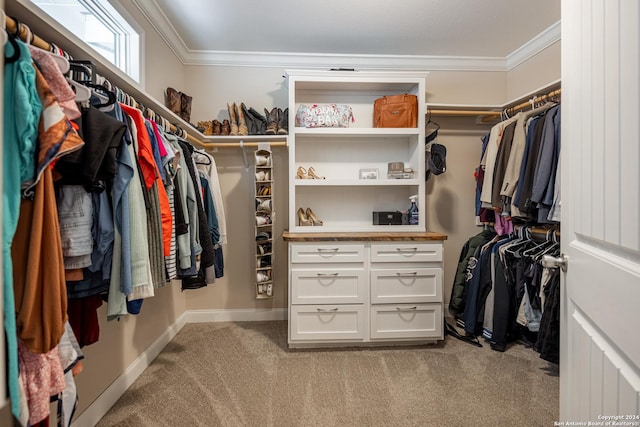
[287,70,427,233]
[284,70,446,349]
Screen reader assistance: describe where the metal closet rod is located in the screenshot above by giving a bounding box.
[199,140,288,148]
[429,109,502,118]
[513,224,561,241]
[5,15,50,50]
[429,88,562,121]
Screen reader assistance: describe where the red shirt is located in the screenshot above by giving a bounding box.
[120,104,172,256]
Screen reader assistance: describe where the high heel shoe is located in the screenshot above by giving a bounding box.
[306,208,323,226]
[307,167,325,179]
[296,166,308,179]
[297,208,312,226]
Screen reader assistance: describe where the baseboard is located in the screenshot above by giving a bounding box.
[185,308,288,323]
[71,312,188,427]
[72,308,286,426]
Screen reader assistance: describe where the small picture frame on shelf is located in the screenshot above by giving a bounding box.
[359,168,378,180]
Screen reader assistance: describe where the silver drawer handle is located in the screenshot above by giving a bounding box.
[396,247,417,252]
[395,272,418,277]
[396,306,417,311]
[317,272,339,277]
[317,248,340,253]
[317,307,339,312]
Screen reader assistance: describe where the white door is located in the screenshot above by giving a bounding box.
[561,0,640,421]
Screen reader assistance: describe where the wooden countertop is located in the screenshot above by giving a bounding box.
[282,231,448,241]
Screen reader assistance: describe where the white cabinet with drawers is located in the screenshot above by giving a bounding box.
[284,70,446,348]
[285,236,446,348]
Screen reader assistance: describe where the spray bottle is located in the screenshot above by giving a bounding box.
[408,195,419,225]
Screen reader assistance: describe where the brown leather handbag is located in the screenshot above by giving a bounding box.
[373,94,418,128]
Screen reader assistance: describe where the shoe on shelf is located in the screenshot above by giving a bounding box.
[257,272,270,282]
[306,207,323,226]
[180,92,192,123]
[255,170,270,181]
[257,243,272,255]
[307,166,325,179]
[237,103,249,136]
[256,231,271,241]
[266,283,273,297]
[166,87,181,115]
[241,103,256,135]
[212,119,222,135]
[255,151,271,166]
[221,119,231,135]
[256,198,272,213]
[248,107,268,135]
[296,166,308,179]
[260,256,272,267]
[277,107,288,135]
[255,155,270,166]
[297,207,312,226]
[227,102,239,135]
[256,213,271,226]
[265,107,279,135]
[202,120,214,136]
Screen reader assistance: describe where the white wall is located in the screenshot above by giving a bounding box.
[179,43,560,312]
[508,41,561,100]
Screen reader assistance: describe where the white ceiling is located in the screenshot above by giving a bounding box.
[134,0,561,69]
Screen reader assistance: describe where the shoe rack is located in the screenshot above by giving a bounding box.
[255,145,274,299]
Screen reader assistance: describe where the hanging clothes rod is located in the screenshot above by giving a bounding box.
[199,140,287,149]
[478,88,561,123]
[5,15,50,51]
[513,224,561,242]
[429,109,501,118]
[428,88,561,122]
[504,89,561,115]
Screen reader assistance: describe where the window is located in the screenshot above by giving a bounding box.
[30,0,140,82]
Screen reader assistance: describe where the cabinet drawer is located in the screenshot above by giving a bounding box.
[291,269,366,304]
[370,303,442,340]
[370,268,442,304]
[370,243,442,263]
[290,244,365,264]
[290,305,365,341]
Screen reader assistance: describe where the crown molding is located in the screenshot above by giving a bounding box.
[506,20,561,71]
[130,0,190,63]
[132,0,558,72]
[182,50,507,71]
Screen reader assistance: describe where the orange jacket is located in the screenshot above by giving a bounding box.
[120,104,172,257]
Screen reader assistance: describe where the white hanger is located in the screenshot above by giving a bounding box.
[66,78,91,103]
[90,88,109,105]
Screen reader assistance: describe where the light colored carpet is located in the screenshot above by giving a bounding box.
[96,321,558,427]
